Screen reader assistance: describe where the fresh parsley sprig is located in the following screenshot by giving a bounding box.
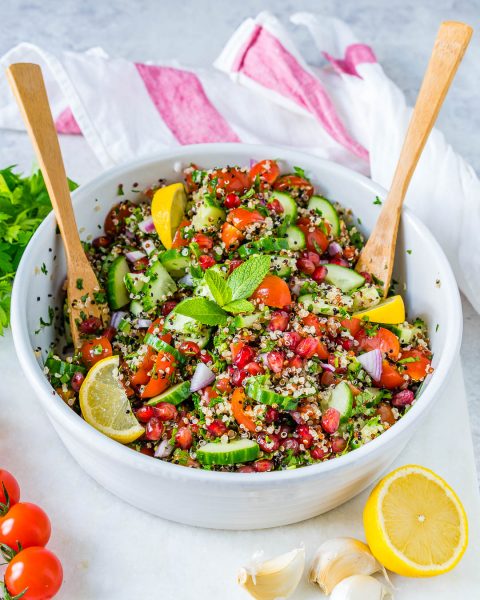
[174,255,271,326]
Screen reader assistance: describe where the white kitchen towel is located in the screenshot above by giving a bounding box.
[0,11,479,311]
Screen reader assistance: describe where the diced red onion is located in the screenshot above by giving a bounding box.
[328,242,342,257]
[155,439,174,458]
[141,239,156,256]
[139,216,155,234]
[110,311,127,329]
[179,272,194,287]
[357,349,383,381]
[135,319,152,329]
[320,362,335,372]
[319,259,329,265]
[124,229,135,240]
[126,250,146,263]
[190,362,215,392]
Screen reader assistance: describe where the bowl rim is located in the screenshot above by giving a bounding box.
[11,143,463,484]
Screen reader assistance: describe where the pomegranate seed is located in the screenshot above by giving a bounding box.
[192,233,214,251]
[234,345,256,368]
[283,331,301,350]
[224,193,241,209]
[392,389,415,407]
[301,251,320,266]
[296,257,315,275]
[175,426,193,450]
[257,432,280,453]
[283,438,300,455]
[162,301,177,316]
[103,326,116,342]
[207,419,227,438]
[228,259,243,274]
[339,338,354,351]
[267,199,284,214]
[70,371,85,392]
[215,377,232,394]
[237,465,255,473]
[295,336,319,358]
[267,350,284,373]
[139,446,155,457]
[289,410,304,425]
[264,407,279,424]
[92,235,112,249]
[178,341,201,357]
[360,271,373,284]
[132,256,150,271]
[310,445,329,460]
[277,424,291,438]
[268,310,289,332]
[198,255,216,270]
[288,356,304,369]
[153,402,178,421]
[245,361,264,376]
[312,265,327,283]
[296,424,314,449]
[331,436,347,453]
[321,407,340,434]
[79,316,102,335]
[329,257,350,267]
[230,368,248,387]
[145,417,163,441]
[135,405,155,423]
[199,350,213,364]
[254,459,273,472]
[321,370,336,386]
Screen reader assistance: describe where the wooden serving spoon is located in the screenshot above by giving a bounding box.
[7,63,109,348]
[355,21,472,295]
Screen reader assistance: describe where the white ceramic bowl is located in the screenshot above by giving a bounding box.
[11,144,462,530]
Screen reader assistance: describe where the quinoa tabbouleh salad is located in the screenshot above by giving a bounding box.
[45,159,433,472]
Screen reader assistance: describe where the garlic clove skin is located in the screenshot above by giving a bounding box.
[238,547,305,600]
[330,575,393,600]
[309,537,385,595]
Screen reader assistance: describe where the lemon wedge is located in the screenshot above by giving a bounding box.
[151,183,187,249]
[79,355,144,444]
[353,295,405,324]
[363,464,468,577]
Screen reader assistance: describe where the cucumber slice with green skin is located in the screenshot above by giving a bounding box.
[286,226,306,251]
[141,260,177,312]
[385,323,419,345]
[325,264,365,293]
[145,381,191,407]
[160,248,190,278]
[197,439,260,466]
[106,256,130,309]
[130,300,143,316]
[144,333,184,362]
[308,196,340,236]
[327,381,353,422]
[238,238,289,258]
[45,356,85,385]
[271,256,296,279]
[117,318,131,333]
[269,191,298,221]
[164,313,211,349]
[245,380,298,410]
[124,272,146,295]
[232,313,263,328]
[298,294,337,316]
[192,203,226,230]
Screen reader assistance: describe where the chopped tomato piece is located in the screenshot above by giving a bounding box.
[227,207,265,230]
[356,327,400,359]
[273,174,314,198]
[140,351,177,399]
[297,217,329,254]
[171,219,191,249]
[249,159,280,186]
[230,388,256,433]
[341,317,362,336]
[147,318,172,345]
[376,360,405,389]
[130,347,156,386]
[399,349,431,381]
[211,167,250,195]
[251,275,292,308]
[221,222,244,249]
[230,341,245,362]
[302,312,326,335]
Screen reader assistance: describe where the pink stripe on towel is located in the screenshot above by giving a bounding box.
[232,27,368,160]
[324,43,377,78]
[135,64,240,144]
[55,107,81,134]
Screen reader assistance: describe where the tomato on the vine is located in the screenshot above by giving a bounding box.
[4,546,63,600]
[0,502,51,552]
[0,470,20,516]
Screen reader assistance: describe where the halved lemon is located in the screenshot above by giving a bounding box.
[353,295,405,324]
[151,182,187,249]
[363,465,468,577]
[79,355,144,444]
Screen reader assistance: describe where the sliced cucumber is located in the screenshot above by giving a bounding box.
[351,285,381,311]
[144,333,184,362]
[106,256,130,309]
[269,191,298,221]
[308,195,340,236]
[197,438,260,466]
[192,203,226,230]
[238,238,289,258]
[245,379,298,410]
[327,381,353,422]
[141,260,177,312]
[124,272,145,295]
[271,255,296,279]
[232,313,262,328]
[160,248,190,278]
[286,225,306,251]
[325,264,365,293]
[145,381,191,407]
[298,294,336,316]
[130,300,143,316]
[45,355,85,386]
[164,313,211,349]
[386,323,419,345]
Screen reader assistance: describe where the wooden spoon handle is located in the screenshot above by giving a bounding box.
[356,21,472,293]
[6,63,85,266]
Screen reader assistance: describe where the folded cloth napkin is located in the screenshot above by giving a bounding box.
[1,11,479,311]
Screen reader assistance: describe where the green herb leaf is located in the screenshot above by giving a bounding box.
[227,255,271,301]
[204,269,231,306]
[223,299,255,314]
[174,298,227,326]
[293,166,309,180]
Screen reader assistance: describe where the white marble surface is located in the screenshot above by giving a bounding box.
[0,1,479,598]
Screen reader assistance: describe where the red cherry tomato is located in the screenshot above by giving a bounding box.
[399,349,431,381]
[356,327,400,359]
[297,217,329,254]
[5,546,63,600]
[251,275,292,308]
[227,207,265,231]
[130,347,156,386]
[230,388,256,433]
[221,222,244,249]
[273,174,314,198]
[80,337,113,368]
[210,167,250,194]
[171,220,191,249]
[302,313,326,335]
[376,360,405,389]
[249,159,280,186]
[0,469,20,515]
[140,352,177,399]
[340,317,362,336]
[0,503,51,552]
[104,201,134,236]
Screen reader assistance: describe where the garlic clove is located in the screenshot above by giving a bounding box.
[330,575,393,600]
[309,537,387,595]
[238,547,305,600]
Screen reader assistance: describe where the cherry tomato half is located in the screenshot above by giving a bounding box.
[230,388,256,433]
[5,546,63,600]
[140,352,177,399]
[376,360,405,389]
[356,327,400,359]
[0,502,51,552]
[81,337,113,369]
[399,349,431,381]
[0,469,20,515]
[340,317,362,337]
[227,207,265,231]
[210,167,250,195]
[297,217,329,254]
[249,159,280,186]
[273,174,314,198]
[221,222,244,250]
[251,275,292,308]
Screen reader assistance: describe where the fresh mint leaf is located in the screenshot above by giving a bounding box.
[174,297,227,326]
[227,255,271,301]
[204,269,231,306]
[223,299,255,314]
[293,166,309,180]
